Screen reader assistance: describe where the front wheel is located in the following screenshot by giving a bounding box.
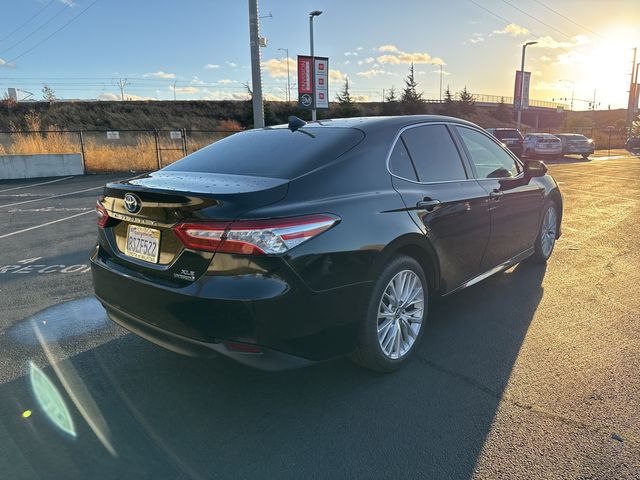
[351,255,428,372]
[530,203,559,263]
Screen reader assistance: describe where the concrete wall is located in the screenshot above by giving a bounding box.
[0,153,84,180]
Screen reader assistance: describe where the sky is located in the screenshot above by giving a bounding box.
[0,0,638,110]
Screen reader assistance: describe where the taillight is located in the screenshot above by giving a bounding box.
[173,214,339,255]
[96,202,109,228]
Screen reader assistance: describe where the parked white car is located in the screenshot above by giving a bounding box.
[523,133,563,158]
[555,134,595,159]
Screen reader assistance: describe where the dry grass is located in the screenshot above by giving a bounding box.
[0,127,225,172]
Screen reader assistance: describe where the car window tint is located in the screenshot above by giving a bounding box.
[164,127,364,179]
[457,127,520,179]
[400,125,467,182]
[389,139,417,180]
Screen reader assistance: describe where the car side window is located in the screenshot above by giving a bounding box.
[388,138,418,181]
[457,127,521,179]
[400,125,467,182]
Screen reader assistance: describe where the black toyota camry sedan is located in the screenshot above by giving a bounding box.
[91,115,562,372]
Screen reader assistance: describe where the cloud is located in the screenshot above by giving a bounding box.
[0,57,14,68]
[97,92,154,101]
[344,51,359,57]
[329,69,347,83]
[262,57,295,78]
[171,86,200,95]
[467,33,485,44]
[217,79,237,85]
[553,50,586,66]
[539,55,552,62]
[143,71,176,79]
[226,61,238,68]
[364,57,375,63]
[493,23,529,36]
[204,64,220,69]
[200,89,249,101]
[536,34,589,49]
[357,67,397,78]
[378,45,400,53]
[191,76,206,85]
[431,68,451,76]
[59,0,76,5]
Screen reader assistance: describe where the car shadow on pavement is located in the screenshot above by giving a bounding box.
[0,262,546,480]
[545,156,591,165]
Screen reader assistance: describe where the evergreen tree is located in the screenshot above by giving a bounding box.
[458,86,476,116]
[382,85,401,115]
[336,77,359,117]
[440,86,457,116]
[400,63,424,114]
[494,97,511,122]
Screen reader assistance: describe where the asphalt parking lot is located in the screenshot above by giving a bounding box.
[0,150,639,480]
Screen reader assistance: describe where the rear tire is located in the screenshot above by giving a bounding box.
[351,255,428,373]
[530,202,559,263]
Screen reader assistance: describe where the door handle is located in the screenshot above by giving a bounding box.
[416,198,441,211]
[489,189,503,202]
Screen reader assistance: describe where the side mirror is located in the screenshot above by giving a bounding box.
[524,160,547,178]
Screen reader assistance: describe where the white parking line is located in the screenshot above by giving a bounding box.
[0,211,94,239]
[0,185,103,209]
[0,176,74,193]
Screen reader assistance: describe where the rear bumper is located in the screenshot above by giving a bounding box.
[91,245,369,367]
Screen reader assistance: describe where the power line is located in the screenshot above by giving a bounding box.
[530,0,605,40]
[7,0,100,64]
[0,0,57,43]
[0,3,71,56]
[497,0,571,39]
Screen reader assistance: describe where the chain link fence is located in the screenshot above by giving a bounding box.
[0,129,238,173]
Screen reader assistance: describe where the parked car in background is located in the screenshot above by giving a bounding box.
[92,115,563,373]
[523,133,563,158]
[626,136,640,151]
[486,128,524,157]
[555,133,595,159]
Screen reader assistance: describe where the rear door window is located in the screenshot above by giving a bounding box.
[457,127,521,179]
[400,125,467,182]
[389,139,418,181]
[164,127,365,179]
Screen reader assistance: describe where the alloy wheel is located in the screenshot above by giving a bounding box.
[377,270,424,359]
[541,206,557,258]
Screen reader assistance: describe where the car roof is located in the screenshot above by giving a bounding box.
[268,115,483,134]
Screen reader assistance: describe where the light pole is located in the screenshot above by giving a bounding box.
[516,41,537,130]
[559,79,574,111]
[278,47,291,102]
[309,10,322,121]
[248,0,265,128]
[439,64,443,102]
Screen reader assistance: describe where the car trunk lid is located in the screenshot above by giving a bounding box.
[98,170,289,284]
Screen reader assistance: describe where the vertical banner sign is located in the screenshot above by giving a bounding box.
[513,71,531,109]
[314,57,329,109]
[297,56,314,109]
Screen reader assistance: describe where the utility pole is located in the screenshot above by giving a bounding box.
[278,47,290,102]
[116,78,130,101]
[173,80,177,101]
[439,64,443,102]
[248,0,265,128]
[627,47,637,130]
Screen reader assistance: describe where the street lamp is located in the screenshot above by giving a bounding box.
[278,47,291,103]
[516,40,537,130]
[309,10,322,121]
[559,79,574,111]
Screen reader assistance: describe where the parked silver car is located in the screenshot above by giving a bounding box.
[523,133,563,158]
[555,134,595,159]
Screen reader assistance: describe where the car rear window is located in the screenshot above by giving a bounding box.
[493,130,523,140]
[163,127,364,179]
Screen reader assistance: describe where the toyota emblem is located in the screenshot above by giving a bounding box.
[123,193,142,214]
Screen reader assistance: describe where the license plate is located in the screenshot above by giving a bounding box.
[125,225,161,263]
